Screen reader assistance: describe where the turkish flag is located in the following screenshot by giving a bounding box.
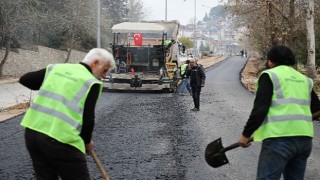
[133,33,143,46]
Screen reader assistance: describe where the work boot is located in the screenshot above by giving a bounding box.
[191,108,199,111]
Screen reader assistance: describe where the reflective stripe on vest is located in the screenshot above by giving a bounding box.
[268,71,312,108]
[30,103,82,131]
[268,71,284,99]
[263,114,312,125]
[36,78,100,115]
[272,98,309,106]
[33,78,101,132]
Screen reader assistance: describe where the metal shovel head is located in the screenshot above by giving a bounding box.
[205,138,229,168]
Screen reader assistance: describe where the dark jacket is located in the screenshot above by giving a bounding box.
[186,64,206,87]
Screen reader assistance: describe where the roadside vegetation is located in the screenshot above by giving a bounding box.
[225,1,320,91]
[0,0,146,77]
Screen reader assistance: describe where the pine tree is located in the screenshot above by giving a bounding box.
[102,0,127,24]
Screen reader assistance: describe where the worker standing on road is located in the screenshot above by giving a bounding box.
[186,59,206,111]
[177,60,192,96]
[238,45,320,180]
[19,48,115,180]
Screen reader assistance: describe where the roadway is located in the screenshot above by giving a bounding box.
[0,56,319,179]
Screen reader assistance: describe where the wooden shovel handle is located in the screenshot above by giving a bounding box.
[91,150,110,180]
[221,137,254,153]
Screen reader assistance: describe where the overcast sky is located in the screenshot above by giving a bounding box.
[141,0,223,25]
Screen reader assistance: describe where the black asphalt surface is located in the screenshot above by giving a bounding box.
[1,56,320,179]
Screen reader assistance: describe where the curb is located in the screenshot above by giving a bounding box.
[0,102,30,111]
[0,112,25,124]
[0,78,19,85]
[0,102,30,122]
[239,57,254,94]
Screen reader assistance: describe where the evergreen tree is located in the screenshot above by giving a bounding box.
[203,13,210,22]
[127,0,145,22]
[102,0,127,24]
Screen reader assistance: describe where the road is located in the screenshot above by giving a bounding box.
[0,56,319,179]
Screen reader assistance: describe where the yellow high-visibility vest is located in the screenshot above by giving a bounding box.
[253,65,314,141]
[21,64,102,153]
[180,64,188,76]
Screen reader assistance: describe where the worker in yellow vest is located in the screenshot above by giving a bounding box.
[177,60,192,96]
[20,48,115,180]
[238,45,320,180]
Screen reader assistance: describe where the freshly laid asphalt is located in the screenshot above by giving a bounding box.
[0,56,319,179]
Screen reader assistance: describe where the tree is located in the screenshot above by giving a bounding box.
[101,0,127,24]
[178,36,194,49]
[203,13,210,22]
[0,0,149,77]
[225,1,309,59]
[126,0,146,22]
[306,0,316,79]
[0,0,37,77]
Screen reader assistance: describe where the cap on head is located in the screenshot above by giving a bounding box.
[267,45,296,66]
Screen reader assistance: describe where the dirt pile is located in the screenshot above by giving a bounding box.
[241,57,266,93]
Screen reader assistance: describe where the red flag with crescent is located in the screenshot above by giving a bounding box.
[133,33,143,46]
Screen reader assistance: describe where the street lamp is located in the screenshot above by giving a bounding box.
[97,0,101,48]
[165,0,167,21]
[193,0,196,57]
[182,0,196,57]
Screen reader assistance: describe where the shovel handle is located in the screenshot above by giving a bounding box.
[91,150,110,180]
[221,137,254,153]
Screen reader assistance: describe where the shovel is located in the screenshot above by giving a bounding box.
[91,150,110,180]
[205,137,254,168]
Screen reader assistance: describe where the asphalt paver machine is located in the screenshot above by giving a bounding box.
[103,21,182,92]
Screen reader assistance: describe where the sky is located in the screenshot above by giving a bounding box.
[141,0,223,25]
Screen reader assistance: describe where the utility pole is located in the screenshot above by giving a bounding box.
[182,0,196,57]
[165,0,167,21]
[97,0,101,48]
[193,0,197,57]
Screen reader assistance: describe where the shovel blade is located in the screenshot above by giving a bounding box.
[205,138,229,168]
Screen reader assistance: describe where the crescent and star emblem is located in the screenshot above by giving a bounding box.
[134,34,141,40]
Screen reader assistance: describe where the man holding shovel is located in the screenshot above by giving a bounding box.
[20,48,115,180]
[239,45,320,180]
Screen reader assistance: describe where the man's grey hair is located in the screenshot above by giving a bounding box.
[82,48,115,69]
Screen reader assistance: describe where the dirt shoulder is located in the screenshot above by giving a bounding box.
[241,57,320,94]
[241,57,266,93]
[197,56,226,69]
